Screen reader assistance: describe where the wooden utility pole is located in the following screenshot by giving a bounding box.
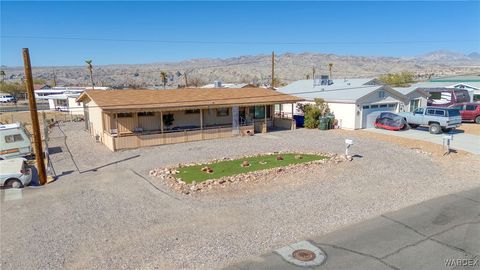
[23,48,47,185]
[184,71,188,88]
[52,67,57,86]
[328,63,334,79]
[312,66,316,80]
[271,51,275,89]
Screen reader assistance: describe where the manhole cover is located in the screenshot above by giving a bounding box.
[275,240,326,267]
[292,249,316,261]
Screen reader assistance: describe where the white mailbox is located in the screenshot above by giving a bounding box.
[345,139,353,156]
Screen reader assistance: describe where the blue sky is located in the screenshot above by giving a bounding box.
[1,1,479,66]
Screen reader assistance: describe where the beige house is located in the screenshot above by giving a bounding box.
[77,88,302,151]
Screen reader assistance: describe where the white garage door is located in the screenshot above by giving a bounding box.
[362,103,398,128]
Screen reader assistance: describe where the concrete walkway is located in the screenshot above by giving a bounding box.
[225,187,480,270]
[365,127,480,155]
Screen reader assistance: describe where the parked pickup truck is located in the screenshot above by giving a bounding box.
[398,107,462,134]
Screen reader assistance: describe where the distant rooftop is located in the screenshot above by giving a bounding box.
[201,82,250,89]
[429,74,480,82]
[278,78,386,102]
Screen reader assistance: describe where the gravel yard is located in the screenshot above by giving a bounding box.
[1,122,479,270]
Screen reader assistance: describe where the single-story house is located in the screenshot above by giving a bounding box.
[76,88,302,151]
[37,93,84,115]
[393,87,430,111]
[277,78,410,129]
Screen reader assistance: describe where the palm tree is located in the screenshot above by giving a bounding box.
[160,71,168,89]
[328,63,334,79]
[85,60,94,90]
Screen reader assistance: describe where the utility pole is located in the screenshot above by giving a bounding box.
[184,71,188,88]
[52,67,57,86]
[271,51,275,89]
[312,66,316,80]
[23,48,47,186]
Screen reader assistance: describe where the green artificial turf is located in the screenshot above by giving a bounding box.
[176,153,328,183]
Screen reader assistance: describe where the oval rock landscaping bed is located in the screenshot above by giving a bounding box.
[149,152,352,194]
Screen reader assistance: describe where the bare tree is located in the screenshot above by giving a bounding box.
[188,77,206,87]
[85,60,95,90]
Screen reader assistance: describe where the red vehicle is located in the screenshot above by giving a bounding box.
[448,103,480,123]
[374,112,407,131]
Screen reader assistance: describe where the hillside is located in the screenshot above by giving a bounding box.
[2,50,480,88]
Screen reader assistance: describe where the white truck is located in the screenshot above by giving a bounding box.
[398,107,462,134]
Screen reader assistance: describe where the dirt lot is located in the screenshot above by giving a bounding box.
[0,111,82,134]
[1,122,479,270]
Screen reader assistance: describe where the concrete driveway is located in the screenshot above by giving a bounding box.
[226,187,480,270]
[365,127,480,155]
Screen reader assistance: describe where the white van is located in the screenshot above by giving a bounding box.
[0,123,33,160]
[0,158,32,188]
[0,94,16,103]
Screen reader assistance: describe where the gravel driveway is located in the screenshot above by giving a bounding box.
[1,122,479,270]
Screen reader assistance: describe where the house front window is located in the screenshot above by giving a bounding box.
[55,99,67,107]
[216,108,229,117]
[250,105,271,119]
[409,99,420,111]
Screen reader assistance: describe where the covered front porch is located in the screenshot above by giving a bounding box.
[99,105,296,151]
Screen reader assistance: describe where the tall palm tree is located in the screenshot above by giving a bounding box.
[160,71,168,89]
[328,63,334,79]
[85,60,94,90]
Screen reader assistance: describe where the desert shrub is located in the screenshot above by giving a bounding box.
[303,98,330,129]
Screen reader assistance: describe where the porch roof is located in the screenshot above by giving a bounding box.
[77,88,303,111]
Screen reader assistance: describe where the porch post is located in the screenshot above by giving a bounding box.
[200,109,203,130]
[264,105,267,133]
[160,111,164,133]
[291,103,294,119]
[114,113,118,133]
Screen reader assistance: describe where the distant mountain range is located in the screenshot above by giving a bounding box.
[2,50,480,88]
[417,50,480,62]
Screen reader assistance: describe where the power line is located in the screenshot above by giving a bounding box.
[2,35,479,45]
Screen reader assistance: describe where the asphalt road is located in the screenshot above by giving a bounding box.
[366,127,480,155]
[226,187,480,270]
[0,103,49,112]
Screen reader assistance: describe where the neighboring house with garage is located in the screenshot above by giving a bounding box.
[277,77,408,129]
[393,87,429,112]
[76,88,302,151]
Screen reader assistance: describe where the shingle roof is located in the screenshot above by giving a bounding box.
[77,88,303,110]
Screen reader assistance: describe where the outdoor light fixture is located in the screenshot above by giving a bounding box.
[345,139,353,156]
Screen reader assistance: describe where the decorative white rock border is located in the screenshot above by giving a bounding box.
[149,152,352,195]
